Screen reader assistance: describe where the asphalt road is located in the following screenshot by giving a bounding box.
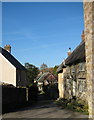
[2,100,89,119]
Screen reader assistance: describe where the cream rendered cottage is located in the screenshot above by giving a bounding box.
[0,45,27,87]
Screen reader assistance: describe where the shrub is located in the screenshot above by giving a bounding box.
[42,83,59,99]
[48,83,59,99]
[43,85,49,95]
[28,83,38,101]
[55,98,89,115]
[55,98,68,108]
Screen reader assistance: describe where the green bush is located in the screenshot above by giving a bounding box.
[55,98,89,115]
[55,98,68,108]
[43,85,49,95]
[48,84,58,99]
[28,83,38,101]
[67,99,88,114]
[43,83,59,99]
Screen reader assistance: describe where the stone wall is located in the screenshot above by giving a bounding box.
[63,63,87,102]
[83,2,94,119]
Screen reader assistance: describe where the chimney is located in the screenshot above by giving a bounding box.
[67,48,72,56]
[4,45,11,53]
[81,30,85,42]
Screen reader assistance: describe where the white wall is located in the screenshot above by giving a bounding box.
[58,73,64,98]
[58,68,66,98]
[0,53,16,86]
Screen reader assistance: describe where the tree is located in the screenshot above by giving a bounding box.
[25,63,39,84]
[48,67,53,73]
[52,66,59,76]
[47,66,59,76]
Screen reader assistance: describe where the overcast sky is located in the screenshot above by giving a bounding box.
[2,2,84,68]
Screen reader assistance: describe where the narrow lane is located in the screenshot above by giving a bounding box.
[2,96,88,119]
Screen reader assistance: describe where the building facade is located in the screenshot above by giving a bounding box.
[0,45,27,87]
[83,1,94,119]
[57,33,87,102]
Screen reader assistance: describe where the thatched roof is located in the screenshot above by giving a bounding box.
[56,62,66,73]
[57,41,85,73]
[65,41,85,66]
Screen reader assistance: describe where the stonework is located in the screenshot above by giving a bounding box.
[63,63,87,102]
[84,2,94,119]
[58,61,87,103]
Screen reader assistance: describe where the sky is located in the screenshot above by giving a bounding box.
[2,2,84,68]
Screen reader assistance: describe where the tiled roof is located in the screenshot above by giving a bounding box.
[37,72,50,82]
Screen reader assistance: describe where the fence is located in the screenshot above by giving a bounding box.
[2,87,27,113]
[2,85,39,113]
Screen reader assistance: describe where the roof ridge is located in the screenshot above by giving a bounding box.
[0,47,26,70]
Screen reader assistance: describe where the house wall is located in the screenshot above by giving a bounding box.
[58,73,63,98]
[38,82,43,91]
[58,68,66,98]
[0,53,16,86]
[84,2,94,119]
[63,62,87,102]
[76,63,87,101]
[16,70,27,87]
[64,66,73,100]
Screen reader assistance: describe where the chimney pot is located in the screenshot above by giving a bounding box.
[4,45,11,53]
[67,48,72,56]
[81,31,85,41]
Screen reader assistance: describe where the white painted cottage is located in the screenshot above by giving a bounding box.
[0,45,27,87]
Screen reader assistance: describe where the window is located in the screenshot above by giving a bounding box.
[78,79,86,93]
[66,79,71,89]
[73,81,76,96]
[71,65,75,73]
[79,63,85,71]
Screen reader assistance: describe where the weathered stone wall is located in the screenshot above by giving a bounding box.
[84,2,94,119]
[63,63,87,102]
[64,66,72,99]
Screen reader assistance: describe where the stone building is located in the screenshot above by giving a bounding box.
[57,62,66,98]
[58,2,94,119]
[83,1,94,119]
[57,1,94,118]
[57,32,87,102]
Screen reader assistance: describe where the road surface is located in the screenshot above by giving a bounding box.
[2,100,88,119]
